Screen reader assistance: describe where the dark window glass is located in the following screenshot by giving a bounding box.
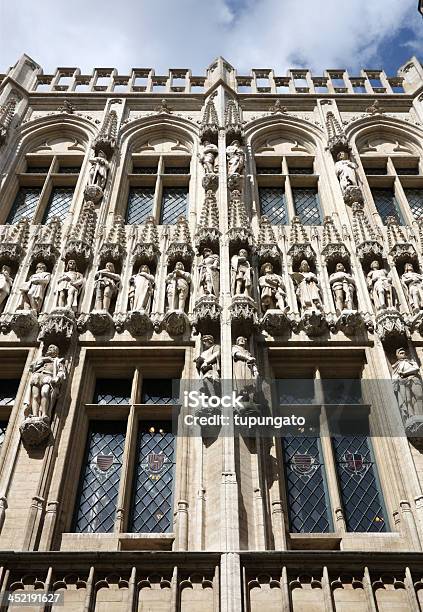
[132,167,157,175]
[93,379,132,404]
[43,187,73,223]
[282,436,332,533]
[293,188,322,225]
[0,380,19,405]
[129,423,175,533]
[163,166,190,174]
[278,379,315,404]
[395,167,419,176]
[57,166,81,174]
[26,166,49,174]
[0,421,8,447]
[364,167,387,175]
[289,167,314,175]
[259,187,287,224]
[404,188,423,219]
[72,421,126,533]
[7,187,41,223]
[256,167,281,175]
[126,187,154,224]
[160,187,188,224]
[332,436,388,532]
[141,379,175,404]
[371,188,403,223]
[322,380,362,405]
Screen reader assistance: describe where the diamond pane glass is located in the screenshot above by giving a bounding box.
[0,421,8,447]
[404,188,423,220]
[72,421,125,533]
[163,166,190,174]
[256,167,281,175]
[396,167,419,175]
[129,424,175,533]
[332,436,388,532]
[259,187,287,224]
[141,379,176,404]
[278,379,315,404]
[132,167,157,175]
[58,166,81,174]
[371,188,403,223]
[322,379,363,405]
[160,187,188,224]
[293,188,322,225]
[0,380,19,406]
[43,187,73,223]
[7,187,41,223]
[126,188,154,224]
[282,436,332,533]
[93,379,132,404]
[289,167,314,175]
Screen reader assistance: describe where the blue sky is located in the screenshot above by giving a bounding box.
[0,0,422,76]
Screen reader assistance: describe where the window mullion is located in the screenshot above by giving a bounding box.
[33,158,56,224]
[285,175,295,222]
[153,157,164,222]
[115,406,138,533]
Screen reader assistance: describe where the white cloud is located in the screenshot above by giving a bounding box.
[0,0,419,75]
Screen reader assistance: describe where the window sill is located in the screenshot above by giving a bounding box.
[60,532,175,552]
[289,533,341,550]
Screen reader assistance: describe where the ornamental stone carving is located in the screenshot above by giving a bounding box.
[226,140,245,176]
[129,264,155,313]
[292,260,322,315]
[321,216,350,265]
[94,262,121,312]
[199,141,218,174]
[0,265,13,312]
[229,296,258,337]
[195,190,220,252]
[256,216,280,267]
[20,262,51,314]
[401,262,423,314]
[132,216,160,268]
[99,215,126,264]
[386,216,417,266]
[329,262,356,313]
[194,334,221,404]
[167,217,194,267]
[199,248,219,298]
[334,151,363,206]
[288,217,316,266]
[392,348,423,437]
[375,308,407,344]
[231,249,252,298]
[32,217,62,265]
[64,202,97,267]
[192,296,221,336]
[232,336,259,411]
[0,217,29,265]
[20,344,67,446]
[55,260,85,312]
[165,261,191,312]
[225,99,243,143]
[199,98,219,143]
[227,189,254,250]
[93,109,118,158]
[367,260,394,311]
[0,97,17,145]
[88,150,110,190]
[258,262,287,313]
[352,205,383,264]
[38,308,77,345]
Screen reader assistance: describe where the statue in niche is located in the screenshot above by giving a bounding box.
[226,139,245,175]
[20,262,51,313]
[199,141,219,174]
[23,344,67,419]
[232,336,259,381]
[401,262,423,314]
[165,261,191,311]
[194,334,221,395]
[329,262,356,313]
[88,150,110,189]
[94,262,121,312]
[231,249,252,298]
[335,150,358,194]
[56,259,85,312]
[366,260,393,310]
[292,260,322,313]
[392,348,423,421]
[198,248,220,298]
[0,265,13,312]
[129,264,155,312]
[258,262,287,312]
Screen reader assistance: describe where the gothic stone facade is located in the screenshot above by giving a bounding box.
[0,54,423,611]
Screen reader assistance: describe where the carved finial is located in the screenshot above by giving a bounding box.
[200,98,219,143]
[0,217,29,264]
[0,97,18,144]
[288,216,315,265]
[132,216,161,267]
[32,217,62,264]
[228,190,248,229]
[225,99,243,142]
[289,216,309,245]
[64,202,97,267]
[326,111,349,157]
[94,109,118,158]
[167,217,194,266]
[258,215,277,245]
[322,215,342,247]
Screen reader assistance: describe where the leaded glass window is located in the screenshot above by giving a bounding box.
[292,188,322,225]
[396,167,419,175]
[0,380,19,405]
[256,167,281,175]
[57,166,80,174]
[7,187,41,223]
[289,167,314,175]
[160,187,188,224]
[43,187,73,223]
[371,188,403,223]
[132,167,157,175]
[93,379,132,404]
[72,421,126,533]
[163,166,190,174]
[364,167,387,175]
[259,187,287,224]
[129,424,175,533]
[332,436,388,532]
[282,436,332,533]
[141,379,175,404]
[126,188,154,224]
[0,422,8,447]
[404,188,423,220]
[278,379,315,404]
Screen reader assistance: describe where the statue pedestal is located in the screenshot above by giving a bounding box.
[405,416,423,451]
[229,296,258,337]
[260,309,291,336]
[125,310,152,336]
[87,310,114,335]
[335,310,364,336]
[38,307,76,344]
[162,310,190,337]
[193,296,221,336]
[301,309,327,337]
[20,416,51,446]
[11,309,38,336]
[84,184,103,204]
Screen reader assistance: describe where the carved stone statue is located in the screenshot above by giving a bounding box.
[232,336,259,381]
[293,260,322,313]
[329,262,356,313]
[401,262,423,314]
[20,262,51,313]
[0,265,13,311]
[165,261,191,311]
[199,248,219,297]
[194,334,221,395]
[129,264,155,312]
[56,259,85,312]
[226,140,245,175]
[231,249,252,297]
[94,262,121,311]
[335,151,358,194]
[199,141,219,174]
[367,260,393,310]
[392,348,423,421]
[23,344,67,419]
[258,262,286,312]
[88,150,109,189]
